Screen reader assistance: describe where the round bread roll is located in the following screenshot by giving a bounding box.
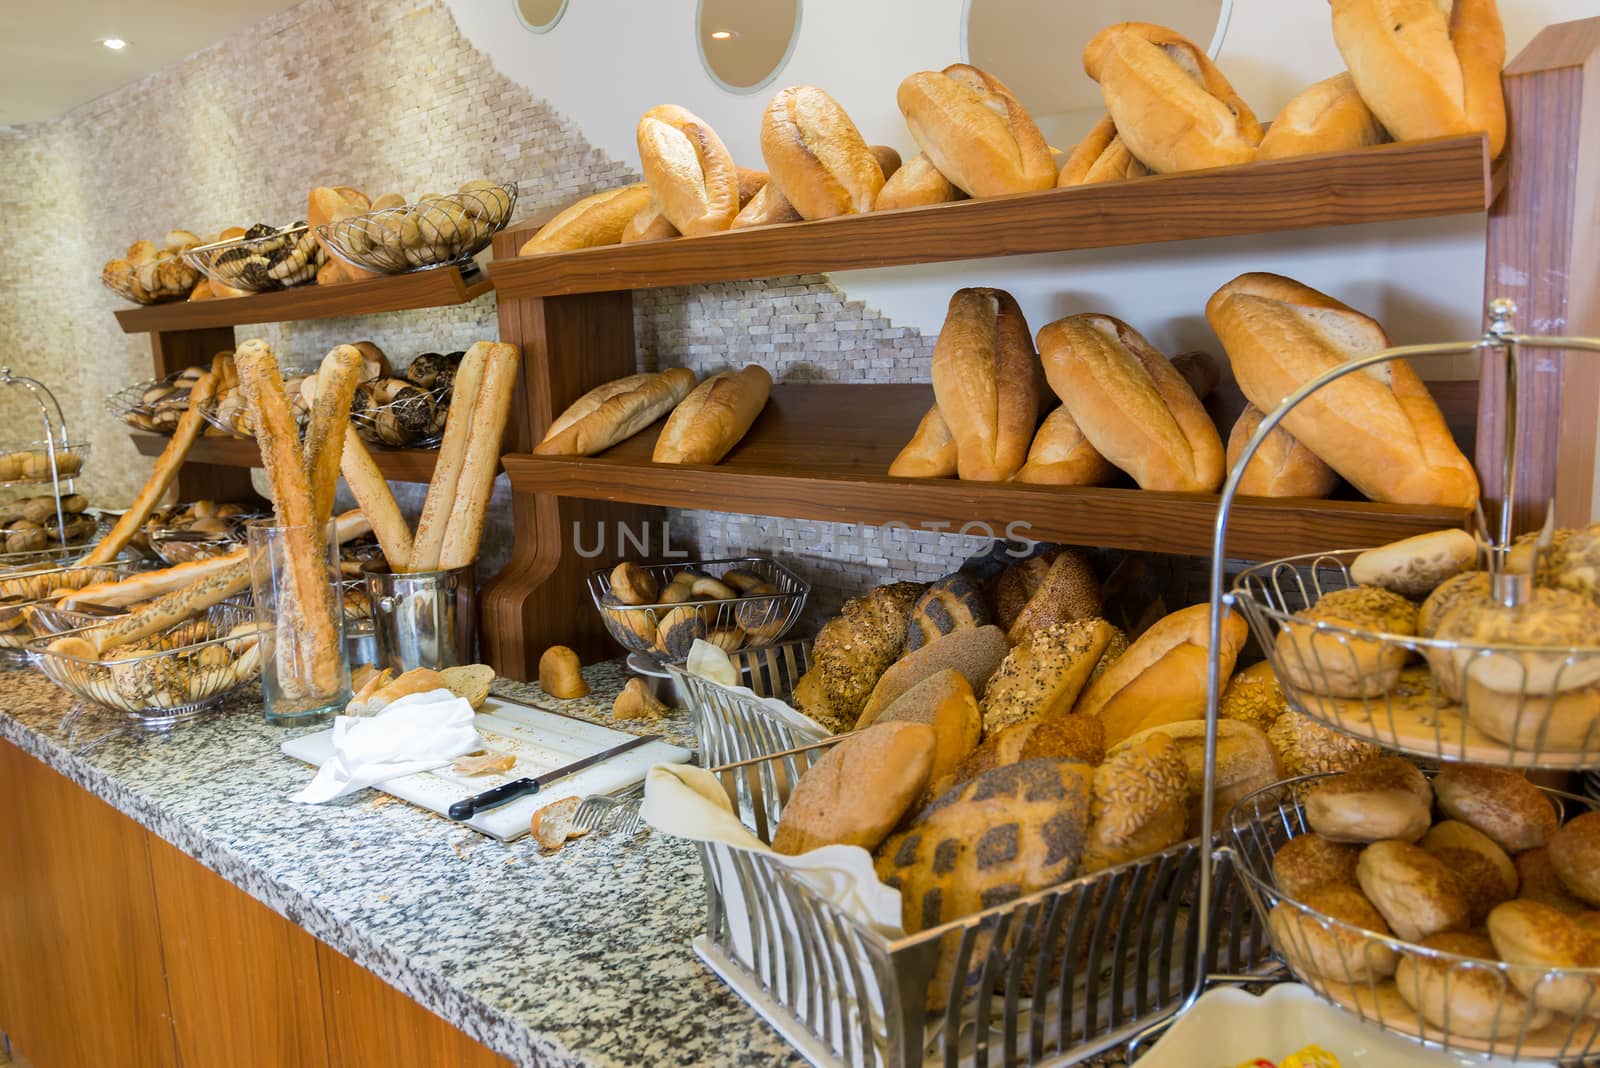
[1267,710,1382,778]
[1350,529,1478,599]
[1080,731,1189,873]
[1275,586,1417,698]
[1550,812,1600,908]
[734,581,787,643]
[1303,757,1432,844]
[1517,847,1590,916]
[1436,586,1600,694]
[1433,764,1558,854]
[1113,718,1281,835]
[1269,884,1398,982]
[1357,840,1472,943]
[1274,832,1361,899]
[1419,571,1490,643]
[1463,677,1600,754]
[600,594,656,650]
[1218,660,1286,730]
[609,561,660,605]
[1394,930,1552,1040]
[1487,899,1600,1017]
[1422,820,1517,899]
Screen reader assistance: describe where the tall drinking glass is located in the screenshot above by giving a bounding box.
[247,519,350,725]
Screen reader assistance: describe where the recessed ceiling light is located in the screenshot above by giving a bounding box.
[101,37,128,51]
[709,29,735,40]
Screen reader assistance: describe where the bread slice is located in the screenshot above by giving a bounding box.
[531,796,590,851]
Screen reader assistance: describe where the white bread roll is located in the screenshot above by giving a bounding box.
[759,86,883,220]
[875,152,964,211]
[1013,406,1118,486]
[636,104,739,236]
[1058,115,1152,186]
[888,405,957,478]
[519,184,654,255]
[1257,72,1388,161]
[653,365,772,465]
[1035,314,1224,493]
[896,64,1056,198]
[930,288,1044,482]
[1226,404,1339,498]
[1206,273,1479,507]
[1084,23,1262,174]
[536,368,698,456]
[1330,0,1506,159]
[730,181,803,228]
[620,200,678,244]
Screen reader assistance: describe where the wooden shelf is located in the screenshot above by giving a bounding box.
[113,266,493,333]
[489,136,1500,299]
[130,432,438,483]
[499,385,1469,560]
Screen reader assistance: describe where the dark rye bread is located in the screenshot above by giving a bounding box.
[874,758,1092,1010]
[905,572,991,651]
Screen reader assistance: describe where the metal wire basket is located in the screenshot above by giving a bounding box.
[665,640,825,772]
[316,182,518,275]
[27,603,264,724]
[0,442,89,486]
[1228,773,1600,1063]
[107,368,210,435]
[185,224,325,292]
[589,556,809,662]
[694,739,1271,1068]
[0,561,143,655]
[349,382,449,448]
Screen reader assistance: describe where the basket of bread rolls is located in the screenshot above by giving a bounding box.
[1228,762,1600,1062]
[0,560,146,657]
[109,367,210,436]
[101,230,208,304]
[186,223,326,293]
[316,180,516,275]
[590,557,808,662]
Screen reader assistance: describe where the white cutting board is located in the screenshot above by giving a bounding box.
[281,694,691,842]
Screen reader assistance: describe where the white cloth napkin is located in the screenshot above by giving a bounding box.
[683,644,832,742]
[291,689,482,804]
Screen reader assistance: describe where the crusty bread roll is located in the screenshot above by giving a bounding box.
[772,721,937,855]
[1058,115,1152,186]
[1257,72,1388,161]
[653,365,772,465]
[1330,0,1506,159]
[1036,314,1224,492]
[1274,585,1417,698]
[1013,406,1118,486]
[1270,884,1399,982]
[1226,404,1339,498]
[1084,23,1263,174]
[1303,756,1432,844]
[1206,273,1479,507]
[1487,899,1600,1018]
[1433,764,1558,854]
[620,200,678,244]
[936,714,1105,799]
[1274,833,1361,899]
[930,288,1043,481]
[519,184,654,255]
[1422,820,1516,908]
[730,181,803,229]
[1073,602,1247,745]
[874,152,965,211]
[981,619,1113,736]
[1550,812,1600,909]
[1114,718,1281,834]
[896,64,1056,198]
[1081,732,1190,872]
[759,86,883,220]
[868,145,902,182]
[1357,839,1472,942]
[538,645,588,699]
[1349,528,1477,598]
[636,104,739,236]
[1396,930,1551,1038]
[888,405,957,478]
[536,368,698,456]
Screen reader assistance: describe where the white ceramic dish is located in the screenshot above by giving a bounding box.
[1132,984,1533,1067]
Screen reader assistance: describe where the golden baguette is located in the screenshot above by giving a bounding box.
[74,559,253,654]
[341,428,414,571]
[651,365,772,465]
[303,345,365,525]
[518,184,654,255]
[930,288,1043,481]
[410,342,491,571]
[533,368,698,458]
[1058,115,1151,186]
[636,104,739,235]
[875,152,965,210]
[759,86,883,220]
[897,64,1057,197]
[83,370,218,566]
[1256,72,1386,161]
[730,181,803,228]
[438,343,522,570]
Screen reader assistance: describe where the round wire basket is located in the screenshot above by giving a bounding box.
[0,441,89,487]
[1228,773,1600,1063]
[185,224,325,293]
[199,374,313,440]
[587,556,809,662]
[316,182,517,275]
[107,367,210,435]
[349,382,449,448]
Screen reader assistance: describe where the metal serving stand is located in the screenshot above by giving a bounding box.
[0,368,92,563]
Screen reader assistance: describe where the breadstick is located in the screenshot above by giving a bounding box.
[68,559,252,654]
[340,428,413,570]
[303,345,365,524]
[82,370,218,565]
[409,342,490,571]
[235,340,342,702]
[438,342,521,570]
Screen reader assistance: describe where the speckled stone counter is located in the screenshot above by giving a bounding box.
[0,659,810,1068]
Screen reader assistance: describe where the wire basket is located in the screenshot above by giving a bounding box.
[349,382,449,448]
[316,182,518,275]
[199,370,314,439]
[694,740,1271,1068]
[185,224,325,293]
[1228,773,1600,1063]
[665,641,825,771]
[107,367,210,435]
[0,442,89,486]
[27,603,264,724]
[589,556,809,662]
[0,561,143,656]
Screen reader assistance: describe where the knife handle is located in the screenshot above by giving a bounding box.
[447,777,539,820]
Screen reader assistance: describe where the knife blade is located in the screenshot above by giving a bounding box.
[446,732,660,821]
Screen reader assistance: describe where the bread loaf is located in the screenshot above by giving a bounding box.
[1005,550,1101,644]
[897,65,1056,198]
[1227,404,1339,498]
[904,573,990,651]
[636,104,740,235]
[981,619,1113,735]
[1257,72,1388,161]
[862,670,981,783]
[1058,115,1151,186]
[858,625,1009,724]
[620,200,678,243]
[771,721,937,855]
[760,86,883,220]
[1081,732,1190,871]
[931,288,1044,481]
[1330,0,1506,158]
[888,405,958,478]
[730,181,803,229]
[1084,23,1263,174]
[875,152,965,210]
[793,582,923,732]
[652,365,771,465]
[1036,314,1224,492]
[1113,719,1282,834]
[1206,273,1479,507]
[537,369,698,456]
[939,714,1105,797]
[1013,406,1118,486]
[519,184,654,255]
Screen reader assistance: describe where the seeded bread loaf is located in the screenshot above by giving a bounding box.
[905,572,991,651]
[792,581,924,732]
[981,619,1114,735]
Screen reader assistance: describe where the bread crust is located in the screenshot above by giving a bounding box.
[1226,404,1339,498]
[759,86,883,220]
[896,64,1056,198]
[730,181,803,229]
[518,184,654,255]
[931,288,1043,481]
[1258,72,1388,161]
[1058,115,1152,186]
[438,342,522,569]
[874,152,964,211]
[536,368,698,457]
[652,365,772,465]
[1013,406,1118,487]
[620,200,679,244]
[888,405,957,478]
[636,104,739,236]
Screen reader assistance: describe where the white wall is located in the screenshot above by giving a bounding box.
[447,0,1590,376]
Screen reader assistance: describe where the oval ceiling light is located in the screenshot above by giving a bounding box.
[710,30,735,40]
[101,37,128,50]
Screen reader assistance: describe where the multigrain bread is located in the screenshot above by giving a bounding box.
[1083,23,1262,174]
[793,582,923,732]
[760,86,883,220]
[930,288,1044,482]
[935,714,1106,797]
[1036,314,1224,492]
[1274,585,1417,698]
[859,670,981,783]
[896,64,1056,198]
[1257,72,1388,160]
[1349,528,1477,598]
[1206,273,1479,507]
[652,365,771,465]
[888,406,958,478]
[1081,732,1190,871]
[1226,404,1339,498]
[1013,406,1118,486]
[1113,719,1282,834]
[1005,550,1102,644]
[981,619,1113,736]
[518,184,654,255]
[771,722,937,855]
[636,104,739,235]
[875,152,965,210]
[1058,115,1151,186]
[535,368,698,456]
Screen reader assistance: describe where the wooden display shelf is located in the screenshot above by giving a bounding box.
[490,135,1500,299]
[130,432,438,483]
[500,384,1469,561]
[113,265,493,333]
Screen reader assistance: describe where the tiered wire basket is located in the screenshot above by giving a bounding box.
[0,370,96,570]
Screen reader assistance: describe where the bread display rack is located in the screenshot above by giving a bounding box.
[1187,300,1600,1063]
[0,368,94,564]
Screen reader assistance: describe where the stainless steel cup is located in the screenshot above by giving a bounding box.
[362,562,477,672]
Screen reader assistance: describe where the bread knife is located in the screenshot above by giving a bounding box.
[446,732,659,820]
